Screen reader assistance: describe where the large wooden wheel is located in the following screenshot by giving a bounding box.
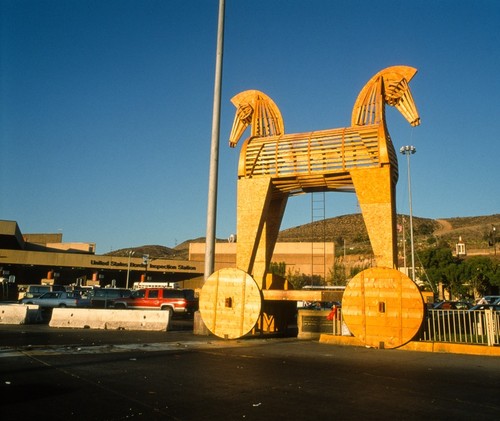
[199,268,262,339]
[342,267,424,349]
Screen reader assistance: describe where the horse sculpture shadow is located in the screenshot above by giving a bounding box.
[229,66,420,287]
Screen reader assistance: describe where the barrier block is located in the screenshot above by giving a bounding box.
[0,304,30,324]
[193,311,211,336]
[49,308,170,331]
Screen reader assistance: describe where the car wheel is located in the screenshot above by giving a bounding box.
[114,303,125,309]
[162,306,174,318]
[59,304,66,308]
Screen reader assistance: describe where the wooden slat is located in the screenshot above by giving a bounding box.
[262,289,344,303]
[199,268,262,339]
[342,268,424,349]
[241,125,381,191]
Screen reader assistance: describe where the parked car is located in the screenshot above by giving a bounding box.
[475,296,500,305]
[89,288,132,308]
[468,303,500,312]
[428,302,500,339]
[21,291,91,308]
[432,301,472,310]
[113,288,198,317]
[17,284,66,301]
[300,301,341,310]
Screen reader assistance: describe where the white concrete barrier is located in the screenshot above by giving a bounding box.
[193,311,211,336]
[0,304,39,324]
[49,308,170,331]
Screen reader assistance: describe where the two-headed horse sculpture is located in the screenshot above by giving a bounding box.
[229,66,420,287]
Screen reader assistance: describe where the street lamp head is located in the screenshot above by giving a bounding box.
[400,145,416,155]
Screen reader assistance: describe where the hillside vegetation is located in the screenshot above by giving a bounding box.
[106,213,500,260]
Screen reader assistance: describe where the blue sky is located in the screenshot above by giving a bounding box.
[1,0,499,254]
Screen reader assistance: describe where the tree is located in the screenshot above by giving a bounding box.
[269,261,286,278]
[462,256,500,298]
[285,269,322,290]
[418,245,500,299]
[418,246,463,299]
[328,257,347,286]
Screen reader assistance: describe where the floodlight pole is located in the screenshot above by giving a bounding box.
[125,250,135,289]
[205,0,225,281]
[400,145,416,283]
[492,226,497,256]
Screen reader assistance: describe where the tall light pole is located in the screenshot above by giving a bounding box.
[400,145,416,282]
[492,225,497,256]
[204,0,225,280]
[125,250,135,289]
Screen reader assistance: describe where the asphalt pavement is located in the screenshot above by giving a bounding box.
[1,320,499,420]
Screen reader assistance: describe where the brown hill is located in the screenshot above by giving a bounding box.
[106,245,179,259]
[278,213,500,254]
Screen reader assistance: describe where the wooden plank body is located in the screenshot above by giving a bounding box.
[199,268,262,339]
[342,267,424,349]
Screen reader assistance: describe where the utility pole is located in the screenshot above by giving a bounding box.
[204,0,226,280]
[400,145,416,283]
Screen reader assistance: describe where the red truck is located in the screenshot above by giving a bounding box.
[113,288,198,317]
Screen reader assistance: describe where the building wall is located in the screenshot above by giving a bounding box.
[189,242,335,276]
[0,248,204,288]
[23,233,63,244]
[44,242,96,253]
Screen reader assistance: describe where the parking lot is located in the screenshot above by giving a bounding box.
[1,320,499,420]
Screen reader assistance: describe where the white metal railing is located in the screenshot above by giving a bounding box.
[422,309,499,346]
[326,308,499,347]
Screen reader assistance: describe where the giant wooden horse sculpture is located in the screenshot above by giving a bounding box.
[229,66,420,287]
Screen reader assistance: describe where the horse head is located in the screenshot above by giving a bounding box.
[229,90,284,148]
[351,66,420,128]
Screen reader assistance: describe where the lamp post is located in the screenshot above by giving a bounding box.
[400,145,416,282]
[142,254,150,283]
[492,226,497,256]
[205,0,226,281]
[125,250,134,289]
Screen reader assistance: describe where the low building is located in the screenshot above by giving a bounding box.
[0,220,203,298]
[1,220,335,300]
[188,242,335,276]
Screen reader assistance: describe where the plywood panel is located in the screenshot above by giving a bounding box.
[199,268,262,339]
[342,267,424,349]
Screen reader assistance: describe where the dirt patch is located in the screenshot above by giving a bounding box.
[434,219,453,235]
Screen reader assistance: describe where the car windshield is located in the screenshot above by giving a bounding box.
[132,290,146,298]
[183,289,196,300]
[163,289,184,298]
[40,292,61,299]
[471,304,500,311]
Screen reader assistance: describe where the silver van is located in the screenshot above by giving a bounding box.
[90,288,132,308]
[17,284,66,301]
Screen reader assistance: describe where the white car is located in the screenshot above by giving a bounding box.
[21,291,90,308]
[476,296,500,305]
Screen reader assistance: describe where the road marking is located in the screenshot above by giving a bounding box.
[0,338,294,358]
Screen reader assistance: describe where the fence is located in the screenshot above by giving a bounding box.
[326,308,499,347]
[421,308,499,346]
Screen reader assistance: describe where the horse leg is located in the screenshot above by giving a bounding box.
[236,177,288,288]
[350,166,398,268]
